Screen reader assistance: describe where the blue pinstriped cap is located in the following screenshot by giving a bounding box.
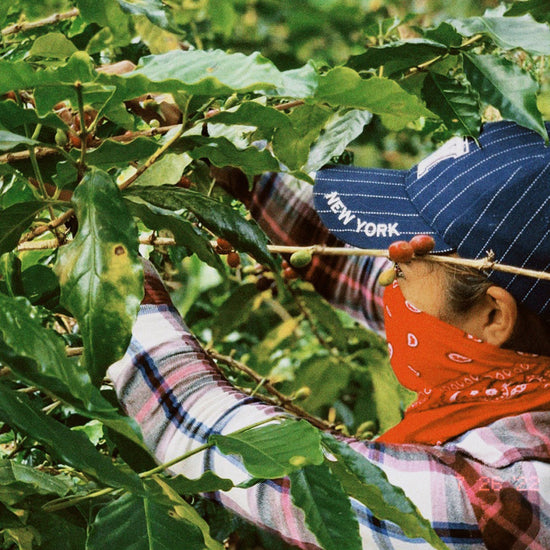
[313,121,550,323]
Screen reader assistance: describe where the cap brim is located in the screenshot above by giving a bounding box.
[313,165,452,252]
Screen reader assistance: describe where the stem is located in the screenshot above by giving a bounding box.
[118,124,187,191]
[43,415,285,513]
[16,238,550,283]
[1,8,80,36]
[207,349,337,432]
[74,82,88,174]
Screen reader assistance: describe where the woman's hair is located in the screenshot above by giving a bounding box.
[441,262,550,356]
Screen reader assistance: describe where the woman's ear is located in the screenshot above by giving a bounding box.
[480,286,518,347]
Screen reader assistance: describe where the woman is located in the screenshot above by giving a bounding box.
[109,121,550,549]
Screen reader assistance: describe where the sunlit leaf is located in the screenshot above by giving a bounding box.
[289,462,361,550]
[54,168,143,385]
[463,53,547,140]
[322,434,449,550]
[210,419,324,479]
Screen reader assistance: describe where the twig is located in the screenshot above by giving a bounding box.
[206,349,339,433]
[16,237,550,283]
[1,8,80,36]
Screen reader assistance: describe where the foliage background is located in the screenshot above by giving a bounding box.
[0,0,549,549]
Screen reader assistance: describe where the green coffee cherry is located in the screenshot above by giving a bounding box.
[289,250,312,269]
[54,128,68,147]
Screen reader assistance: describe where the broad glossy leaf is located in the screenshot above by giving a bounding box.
[272,104,332,170]
[0,383,142,491]
[0,293,146,448]
[165,471,234,495]
[347,40,448,77]
[125,186,276,269]
[422,72,481,136]
[125,197,224,271]
[463,53,547,140]
[87,478,222,550]
[321,434,449,550]
[304,109,373,172]
[76,0,132,45]
[54,168,143,385]
[118,0,179,33]
[28,33,77,60]
[422,22,464,47]
[124,49,287,96]
[0,130,40,151]
[84,137,161,169]
[0,52,96,98]
[505,0,550,24]
[0,253,24,297]
[0,459,73,506]
[184,135,280,177]
[450,9,550,55]
[133,153,191,186]
[0,201,47,255]
[210,419,324,479]
[315,69,434,129]
[204,101,293,138]
[0,100,66,132]
[289,462,361,550]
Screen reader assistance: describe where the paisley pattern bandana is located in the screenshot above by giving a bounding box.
[378,281,550,445]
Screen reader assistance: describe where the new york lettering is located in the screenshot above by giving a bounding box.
[324,192,400,238]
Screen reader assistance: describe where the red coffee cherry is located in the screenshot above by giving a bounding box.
[177,175,192,189]
[226,251,241,268]
[409,234,435,256]
[388,240,414,263]
[215,237,233,254]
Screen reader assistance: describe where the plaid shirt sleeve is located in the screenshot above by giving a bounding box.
[250,172,390,335]
[108,263,550,550]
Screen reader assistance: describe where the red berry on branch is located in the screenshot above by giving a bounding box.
[177,175,192,189]
[226,251,241,268]
[215,237,233,254]
[388,240,414,263]
[409,234,435,256]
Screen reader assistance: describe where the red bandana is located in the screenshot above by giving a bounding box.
[377,281,550,446]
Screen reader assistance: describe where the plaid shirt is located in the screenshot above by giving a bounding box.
[109,172,550,550]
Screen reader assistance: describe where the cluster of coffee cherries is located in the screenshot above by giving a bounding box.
[378,234,436,286]
[215,237,241,268]
[214,238,314,290]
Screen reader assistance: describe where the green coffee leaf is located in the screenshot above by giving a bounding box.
[87,488,222,550]
[450,8,550,55]
[505,0,550,25]
[125,197,224,271]
[463,53,547,140]
[0,130,40,151]
[0,201,47,255]
[422,72,481,136]
[347,39,449,77]
[166,471,234,495]
[304,109,373,172]
[54,168,143,385]
[0,293,146,448]
[0,459,73,506]
[289,462,361,550]
[322,433,449,550]
[0,383,142,491]
[27,33,78,60]
[210,419,324,479]
[315,69,434,129]
[125,185,276,269]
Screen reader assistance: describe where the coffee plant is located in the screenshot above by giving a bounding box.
[0,1,548,548]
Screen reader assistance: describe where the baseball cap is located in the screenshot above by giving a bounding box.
[313,121,550,323]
